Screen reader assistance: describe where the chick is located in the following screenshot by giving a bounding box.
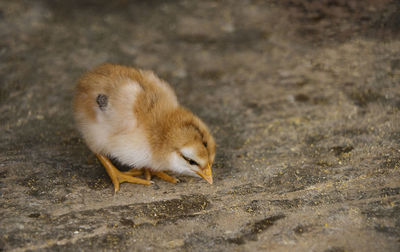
[74,63,216,192]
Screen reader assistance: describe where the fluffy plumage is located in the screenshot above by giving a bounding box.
[74,63,216,191]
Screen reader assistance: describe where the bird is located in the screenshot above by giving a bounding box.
[74,63,216,192]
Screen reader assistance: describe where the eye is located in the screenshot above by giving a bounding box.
[188,159,198,166]
[181,154,199,166]
[203,141,207,148]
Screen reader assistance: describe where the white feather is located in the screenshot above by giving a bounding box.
[77,80,152,167]
[168,152,200,177]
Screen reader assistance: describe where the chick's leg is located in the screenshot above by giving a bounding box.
[144,168,179,184]
[144,169,151,181]
[153,171,179,184]
[123,169,143,176]
[96,154,152,192]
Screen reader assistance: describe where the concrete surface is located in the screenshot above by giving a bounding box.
[1,0,400,251]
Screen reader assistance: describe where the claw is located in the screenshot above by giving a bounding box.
[144,169,179,184]
[96,154,152,192]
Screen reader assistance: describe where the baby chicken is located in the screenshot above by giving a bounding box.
[74,63,216,192]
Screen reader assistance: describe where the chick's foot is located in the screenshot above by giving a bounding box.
[144,168,179,184]
[96,154,152,192]
[122,169,143,176]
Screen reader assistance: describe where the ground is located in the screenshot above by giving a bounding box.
[1,0,400,251]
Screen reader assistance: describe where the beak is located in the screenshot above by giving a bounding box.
[196,163,213,184]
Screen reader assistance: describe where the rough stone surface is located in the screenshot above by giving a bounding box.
[1,0,400,251]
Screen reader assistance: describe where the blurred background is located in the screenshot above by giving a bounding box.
[1,0,399,251]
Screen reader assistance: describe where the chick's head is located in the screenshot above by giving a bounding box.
[162,109,216,184]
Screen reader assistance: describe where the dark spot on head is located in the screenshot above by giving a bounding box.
[203,141,207,148]
[96,94,108,111]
